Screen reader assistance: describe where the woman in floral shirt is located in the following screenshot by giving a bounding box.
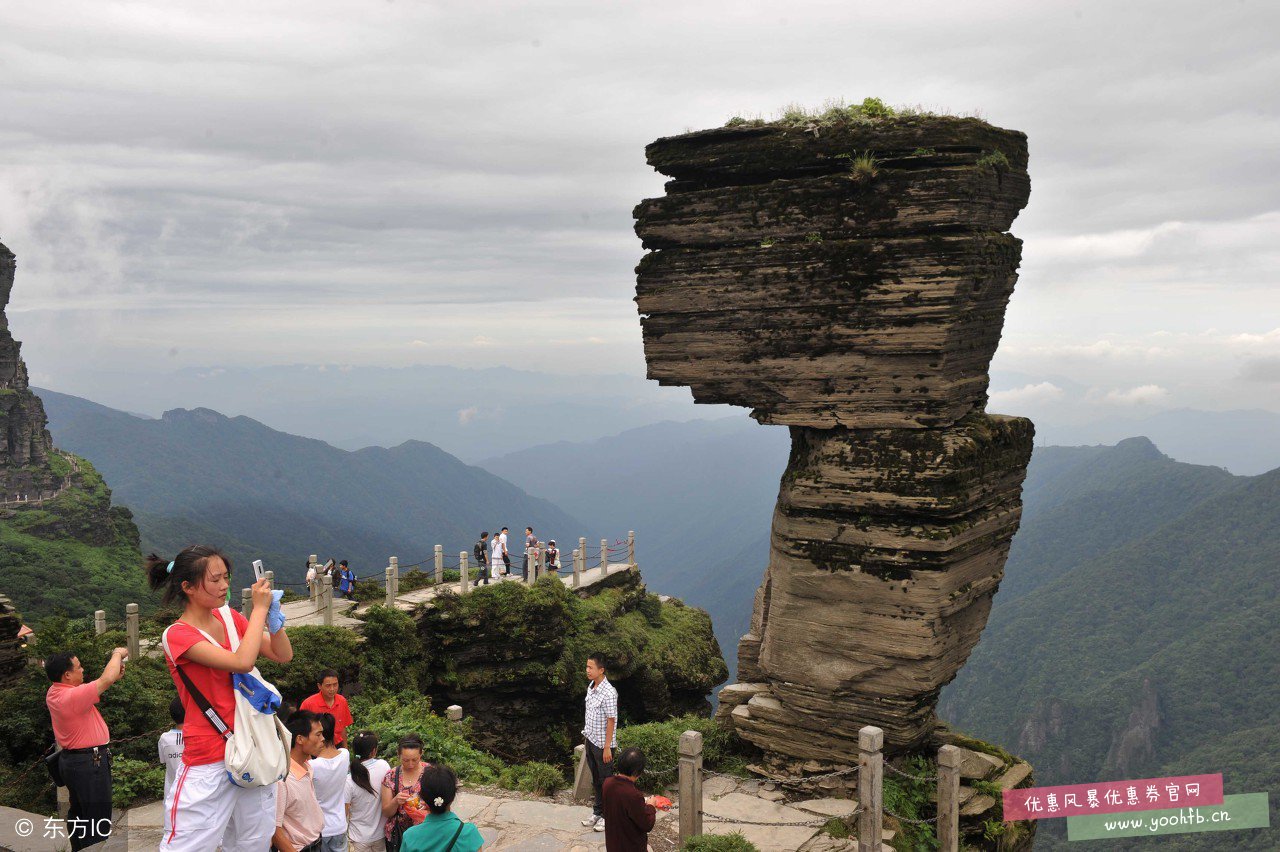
[380,735,429,849]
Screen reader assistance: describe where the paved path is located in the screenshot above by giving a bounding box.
[0,771,889,852]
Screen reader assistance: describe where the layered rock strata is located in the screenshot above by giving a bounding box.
[1,241,58,498]
[633,116,1034,760]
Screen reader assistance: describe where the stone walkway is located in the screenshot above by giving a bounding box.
[0,773,887,852]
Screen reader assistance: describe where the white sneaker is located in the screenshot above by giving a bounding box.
[581,815,600,828]
[594,819,606,832]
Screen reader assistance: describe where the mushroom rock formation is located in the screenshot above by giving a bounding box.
[633,116,1034,761]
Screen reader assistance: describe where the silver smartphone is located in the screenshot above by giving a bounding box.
[253,559,265,581]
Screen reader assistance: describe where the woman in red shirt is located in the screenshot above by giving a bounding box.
[149,545,293,852]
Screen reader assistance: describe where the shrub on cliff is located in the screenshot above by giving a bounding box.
[349,692,503,784]
[258,625,361,705]
[359,605,429,693]
[615,715,741,793]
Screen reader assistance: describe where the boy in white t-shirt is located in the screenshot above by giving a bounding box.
[157,697,185,833]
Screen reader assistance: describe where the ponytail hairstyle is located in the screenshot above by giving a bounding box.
[318,712,336,746]
[349,730,379,795]
[145,545,233,606]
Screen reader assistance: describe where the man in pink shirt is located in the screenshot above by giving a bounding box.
[44,647,128,850]
[273,710,326,852]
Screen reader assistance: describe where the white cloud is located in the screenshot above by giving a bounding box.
[2,0,1279,414]
[1227,328,1280,348]
[989,381,1065,409]
[457,406,478,426]
[1102,385,1170,406]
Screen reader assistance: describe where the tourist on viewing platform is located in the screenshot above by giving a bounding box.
[580,652,617,832]
[602,748,658,852]
[545,540,560,576]
[307,559,319,601]
[345,731,391,852]
[399,764,484,852]
[338,560,356,600]
[381,734,429,851]
[473,532,490,586]
[522,526,538,581]
[149,545,294,852]
[498,527,511,575]
[157,697,185,835]
[489,529,505,579]
[311,712,352,851]
[274,710,326,852]
[43,646,128,850]
[302,670,355,748]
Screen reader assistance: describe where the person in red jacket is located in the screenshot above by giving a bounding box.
[601,748,658,852]
[300,670,354,747]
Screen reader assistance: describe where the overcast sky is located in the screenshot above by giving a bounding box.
[2,0,1277,424]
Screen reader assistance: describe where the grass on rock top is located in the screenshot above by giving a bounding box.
[725,96,988,130]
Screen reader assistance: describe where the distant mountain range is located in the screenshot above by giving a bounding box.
[1031,407,1280,476]
[37,363,738,462]
[38,389,582,586]
[940,437,1279,850]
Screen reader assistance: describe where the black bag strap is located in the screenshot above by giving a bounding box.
[445,820,465,851]
[174,659,232,741]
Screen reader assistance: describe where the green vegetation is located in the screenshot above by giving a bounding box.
[775,96,898,127]
[0,457,153,622]
[681,834,759,852]
[348,692,504,784]
[759,237,775,248]
[258,625,362,702]
[850,153,878,178]
[883,755,940,851]
[975,150,1009,168]
[615,715,744,793]
[110,758,165,809]
[496,761,565,795]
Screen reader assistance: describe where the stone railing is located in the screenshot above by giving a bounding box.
[573,723,968,851]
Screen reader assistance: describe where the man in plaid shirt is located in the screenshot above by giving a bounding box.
[580,652,618,831]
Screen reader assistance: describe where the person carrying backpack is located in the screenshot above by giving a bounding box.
[473,533,490,586]
[337,561,356,600]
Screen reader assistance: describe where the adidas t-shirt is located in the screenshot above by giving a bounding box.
[157,728,185,797]
[163,608,250,766]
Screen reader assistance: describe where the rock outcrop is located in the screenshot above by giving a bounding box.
[418,570,727,762]
[633,115,1034,761]
[0,241,58,499]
